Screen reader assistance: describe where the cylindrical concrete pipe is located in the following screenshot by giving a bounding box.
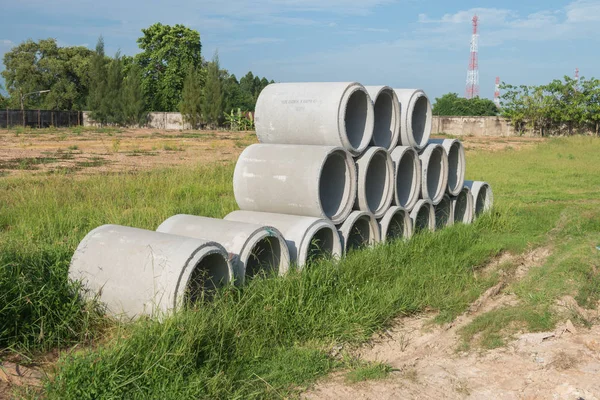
[255,82,374,156]
[434,194,454,230]
[429,138,466,196]
[69,225,233,318]
[337,211,381,253]
[224,210,342,268]
[419,143,449,205]
[410,199,435,232]
[354,147,394,219]
[378,206,413,242]
[394,89,432,150]
[364,86,400,150]
[390,146,421,211]
[234,144,357,224]
[452,186,474,224]
[464,180,494,218]
[156,215,290,284]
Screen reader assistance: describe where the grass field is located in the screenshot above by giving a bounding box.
[1,135,599,398]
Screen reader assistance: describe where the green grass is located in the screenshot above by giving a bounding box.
[345,361,392,383]
[0,137,599,398]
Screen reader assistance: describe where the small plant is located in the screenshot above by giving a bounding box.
[223,108,255,131]
[345,361,392,383]
[68,145,79,151]
[112,138,121,153]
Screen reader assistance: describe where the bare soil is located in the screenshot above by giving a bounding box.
[304,248,600,400]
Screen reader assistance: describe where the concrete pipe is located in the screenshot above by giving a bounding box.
[390,146,421,211]
[156,215,290,284]
[452,186,474,224]
[337,211,381,253]
[419,143,449,205]
[394,89,432,150]
[409,199,435,233]
[434,194,454,230]
[234,144,357,224]
[464,180,494,218]
[364,86,400,150]
[354,147,394,219]
[429,139,466,196]
[255,82,374,156]
[224,210,342,268]
[378,206,413,242]
[69,225,233,318]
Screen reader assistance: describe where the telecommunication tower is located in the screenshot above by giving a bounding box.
[465,15,480,99]
[494,76,500,108]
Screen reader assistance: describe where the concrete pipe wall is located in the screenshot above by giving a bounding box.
[378,206,413,242]
[429,139,466,196]
[224,210,342,268]
[255,82,374,156]
[156,215,290,284]
[390,146,421,211]
[337,211,381,253]
[434,194,454,230]
[394,89,432,150]
[409,199,435,232]
[69,225,233,318]
[464,180,494,218]
[419,144,449,205]
[234,144,357,224]
[354,147,394,219]
[364,86,400,151]
[452,186,474,224]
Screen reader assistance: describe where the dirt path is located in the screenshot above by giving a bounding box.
[304,248,600,400]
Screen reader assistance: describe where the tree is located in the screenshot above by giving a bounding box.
[121,64,147,126]
[104,53,124,125]
[180,66,204,129]
[87,37,109,123]
[135,23,202,111]
[202,52,222,127]
[432,93,498,116]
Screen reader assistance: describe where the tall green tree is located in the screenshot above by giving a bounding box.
[104,53,124,124]
[135,23,202,111]
[180,66,204,129]
[121,64,147,126]
[87,37,109,123]
[202,52,222,127]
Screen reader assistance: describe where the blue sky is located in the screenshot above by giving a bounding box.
[1,0,599,101]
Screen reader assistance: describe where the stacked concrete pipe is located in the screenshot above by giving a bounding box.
[429,139,466,196]
[390,146,421,211]
[410,199,435,232]
[337,211,381,253]
[434,194,453,229]
[452,187,474,224]
[464,180,494,218]
[224,210,342,268]
[378,206,413,242]
[156,215,290,284]
[418,143,449,205]
[394,89,432,150]
[255,82,375,156]
[69,225,234,318]
[354,147,394,218]
[233,144,357,224]
[364,86,400,150]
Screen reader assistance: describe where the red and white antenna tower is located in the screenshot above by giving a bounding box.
[465,15,480,99]
[494,76,500,108]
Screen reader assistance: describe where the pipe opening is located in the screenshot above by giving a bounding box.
[387,212,406,241]
[319,151,351,220]
[414,204,431,232]
[185,253,230,303]
[372,91,394,149]
[447,142,463,193]
[246,236,282,279]
[435,196,452,229]
[412,96,429,147]
[396,151,417,207]
[346,217,372,251]
[366,151,391,214]
[454,191,469,223]
[306,227,335,264]
[344,90,369,150]
[475,186,489,216]
[427,147,444,201]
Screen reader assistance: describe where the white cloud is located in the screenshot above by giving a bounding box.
[566,0,600,22]
[1,39,14,46]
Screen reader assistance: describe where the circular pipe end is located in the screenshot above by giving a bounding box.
[337,211,381,253]
[379,206,412,242]
[339,84,374,155]
[239,227,291,284]
[318,148,357,224]
[298,221,343,268]
[419,144,449,205]
[434,194,454,229]
[391,146,421,212]
[355,147,394,218]
[410,199,435,233]
[452,187,474,224]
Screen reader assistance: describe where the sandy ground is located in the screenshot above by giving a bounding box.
[304,248,600,400]
[0,128,544,177]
